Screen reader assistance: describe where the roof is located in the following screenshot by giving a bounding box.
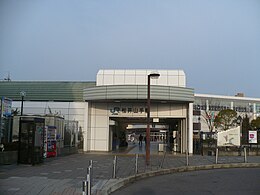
[195,93,260,103]
[84,85,194,103]
[0,81,96,102]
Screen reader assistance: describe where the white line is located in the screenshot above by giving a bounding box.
[8,188,20,191]
[76,176,85,179]
[52,171,61,174]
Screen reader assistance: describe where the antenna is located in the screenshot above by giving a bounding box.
[48,106,53,114]
[4,72,11,81]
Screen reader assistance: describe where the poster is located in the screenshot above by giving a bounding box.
[248,131,257,144]
[1,97,12,117]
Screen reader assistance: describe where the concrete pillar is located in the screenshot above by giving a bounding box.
[83,102,89,152]
[253,103,256,119]
[206,100,209,111]
[231,101,234,110]
[180,119,183,154]
[188,103,193,154]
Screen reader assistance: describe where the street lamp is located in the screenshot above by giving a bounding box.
[20,91,26,116]
[146,73,160,165]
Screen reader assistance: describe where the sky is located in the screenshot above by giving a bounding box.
[0,0,260,97]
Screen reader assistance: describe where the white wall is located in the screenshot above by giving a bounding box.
[96,69,186,87]
[88,103,109,151]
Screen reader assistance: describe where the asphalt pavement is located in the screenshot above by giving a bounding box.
[112,168,260,195]
[0,142,260,195]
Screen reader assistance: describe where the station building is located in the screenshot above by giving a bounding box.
[1,69,260,154]
[193,93,260,134]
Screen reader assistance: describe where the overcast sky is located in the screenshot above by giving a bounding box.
[0,0,260,97]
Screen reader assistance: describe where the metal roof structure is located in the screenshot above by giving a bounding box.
[0,81,95,102]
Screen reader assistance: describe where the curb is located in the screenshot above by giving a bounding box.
[95,163,260,195]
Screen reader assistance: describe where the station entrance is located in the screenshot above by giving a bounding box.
[109,117,186,154]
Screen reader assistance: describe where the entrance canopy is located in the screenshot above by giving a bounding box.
[84,85,194,103]
[83,70,194,153]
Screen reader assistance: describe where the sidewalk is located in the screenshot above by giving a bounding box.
[0,143,260,195]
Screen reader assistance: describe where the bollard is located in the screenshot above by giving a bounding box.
[87,167,91,195]
[135,154,138,174]
[244,147,247,163]
[186,149,189,166]
[215,148,218,164]
[82,180,87,195]
[113,155,117,178]
[89,160,93,169]
[89,160,93,189]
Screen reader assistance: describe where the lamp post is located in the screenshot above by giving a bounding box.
[20,91,26,116]
[146,73,160,166]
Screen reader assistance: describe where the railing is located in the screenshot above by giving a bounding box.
[83,146,260,194]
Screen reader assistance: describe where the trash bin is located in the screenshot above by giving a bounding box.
[158,144,165,152]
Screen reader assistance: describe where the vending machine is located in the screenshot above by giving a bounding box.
[44,126,57,158]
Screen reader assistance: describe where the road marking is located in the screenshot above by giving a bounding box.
[65,170,72,172]
[76,176,85,179]
[8,188,20,191]
[52,171,61,174]
[77,168,84,170]
[9,176,21,179]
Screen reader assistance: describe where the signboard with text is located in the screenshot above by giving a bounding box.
[109,104,147,117]
[248,131,257,144]
[217,127,241,146]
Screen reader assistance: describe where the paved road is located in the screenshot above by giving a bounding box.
[0,143,260,194]
[112,168,260,195]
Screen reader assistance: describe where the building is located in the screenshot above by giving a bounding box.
[1,69,260,154]
[193,93,260,134]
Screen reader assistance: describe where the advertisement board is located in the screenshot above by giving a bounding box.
[248,131,257,144]
[217,126,241,146]
[1,97,12,117]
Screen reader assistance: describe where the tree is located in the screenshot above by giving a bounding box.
[11,108,20,116]
[214,109,237,130]
[201,110,217,133]
[250,117,260,129]
[199,99,221,134]
[241,115,250,144]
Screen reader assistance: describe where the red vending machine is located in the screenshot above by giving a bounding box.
[44,126,57,158]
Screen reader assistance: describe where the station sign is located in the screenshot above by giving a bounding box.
[109,105,147,116]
